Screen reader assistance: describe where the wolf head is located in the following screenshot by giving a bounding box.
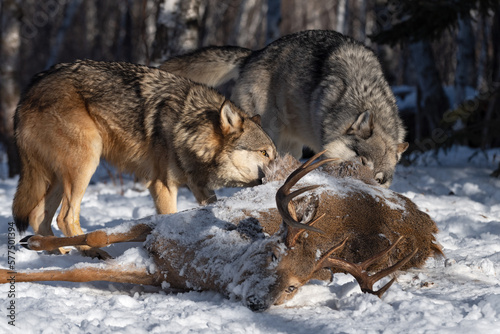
[324,111,408,188]
[209,101,277,189]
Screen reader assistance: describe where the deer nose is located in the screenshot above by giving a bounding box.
[245,295,269,312]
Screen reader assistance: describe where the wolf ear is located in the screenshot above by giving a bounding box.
[396,142,409,160]
[250,114,262,126]
[220,101,243,135]
[397,142,409,154]
[347,111,373,139]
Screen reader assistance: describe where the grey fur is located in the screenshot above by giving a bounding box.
[161,30,408,187]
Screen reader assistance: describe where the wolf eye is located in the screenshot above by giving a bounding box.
[260,150,269,158]
[285,286,297,294]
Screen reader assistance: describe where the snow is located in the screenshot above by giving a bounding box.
[1,146,500,333]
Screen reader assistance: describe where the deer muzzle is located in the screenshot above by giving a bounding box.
[245,294,272,312]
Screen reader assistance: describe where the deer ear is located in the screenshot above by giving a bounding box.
[220,101,243,135]
[250,114,261,126]
[347,111,373,139]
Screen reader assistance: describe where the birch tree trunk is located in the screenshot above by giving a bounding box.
[336,0,348,34]
[230,0,265,48]
[151,0,202,63]
[0,0,21,177]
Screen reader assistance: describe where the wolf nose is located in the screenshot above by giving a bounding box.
[246,295,269,312]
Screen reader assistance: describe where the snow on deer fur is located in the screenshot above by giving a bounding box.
[1,152,442,311]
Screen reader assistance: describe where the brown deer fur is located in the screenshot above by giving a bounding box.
[1,153,442,311]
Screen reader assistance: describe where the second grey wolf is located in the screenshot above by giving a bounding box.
[13,59,276,258]
[160,30,409,187]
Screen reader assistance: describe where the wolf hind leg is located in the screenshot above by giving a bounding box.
[27,178,70,255]
[29,177,63,236]
[54,113,108,258]
[13,155,67,255]
[12,152,52,234]
[57,161,112,259]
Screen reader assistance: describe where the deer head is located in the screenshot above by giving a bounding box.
[241,153,424,310]
[3,153,441,312]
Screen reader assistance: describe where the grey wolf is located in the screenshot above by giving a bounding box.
[7,153,441,310]
[160,30,409,187]
[13,59,276,257]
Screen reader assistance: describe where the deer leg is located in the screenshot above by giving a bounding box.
[323,236,419,297]
[20,223,152,252]
[0,265,160,286]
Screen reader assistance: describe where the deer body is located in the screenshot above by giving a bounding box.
[224,157,441,274]
[3,154,442,311]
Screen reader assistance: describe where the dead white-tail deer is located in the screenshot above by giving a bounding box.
[1,153,442,311]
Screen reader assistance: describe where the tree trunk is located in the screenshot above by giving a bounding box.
[481,4,500,149]
[230,0,265,48]
[336,0,348,34]
[151,0,202,63]
[45,0,82,69]
[358,0,367,42]
[266,0,281,44]
[0,0,21,177]
[454,14,476,108]
[409,40,449,139]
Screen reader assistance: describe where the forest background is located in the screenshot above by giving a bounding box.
[1,0,499,178]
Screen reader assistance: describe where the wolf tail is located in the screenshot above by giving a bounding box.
[159,46,252,87]
[12,154,50,233]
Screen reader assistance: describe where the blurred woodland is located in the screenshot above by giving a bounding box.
[1,0,499,177]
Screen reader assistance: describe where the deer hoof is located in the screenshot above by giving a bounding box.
[19,235,35,249]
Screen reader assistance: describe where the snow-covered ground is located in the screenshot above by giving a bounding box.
[0,146,499,334]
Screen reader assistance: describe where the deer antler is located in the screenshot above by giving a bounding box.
[318,236,419,297]
[275,151,420,297]
[275,151,337,246]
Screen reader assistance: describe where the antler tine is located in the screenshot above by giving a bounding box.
[361,236,404,269]
[280,151,338,194]
[276,150,338,235]
[275,151,342,246]
[321,237,419,298]
[276,185,324,234]
[315,237,349,272]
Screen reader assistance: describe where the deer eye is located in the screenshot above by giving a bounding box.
[260,150,269,158]
[285,286,296,294]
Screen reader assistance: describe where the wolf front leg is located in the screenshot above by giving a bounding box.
[149,179,180,214]
[188,184,217,206]
[20,223,152,253]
